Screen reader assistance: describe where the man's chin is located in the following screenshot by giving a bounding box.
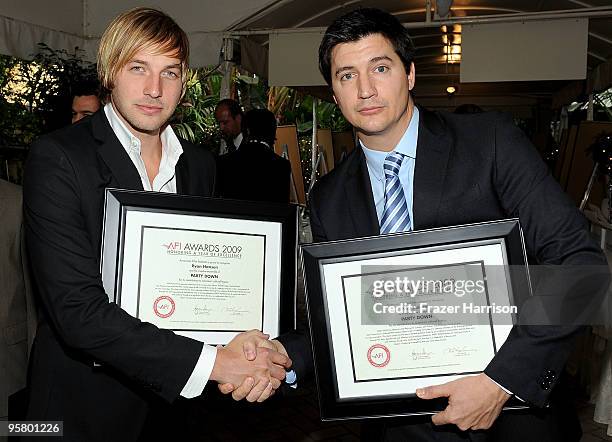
[357,124,389,137]
[130,122,165,136]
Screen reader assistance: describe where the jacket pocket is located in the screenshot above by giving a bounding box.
[4,321,27,345]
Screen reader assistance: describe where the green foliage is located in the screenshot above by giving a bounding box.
[0,44,96,145]
[284,95,350,134]
[171,67,223,152]
[235,73,268,111]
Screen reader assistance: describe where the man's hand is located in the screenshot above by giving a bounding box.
[210,331,291,402]
[218,339,290,401]
[416,374,510,431]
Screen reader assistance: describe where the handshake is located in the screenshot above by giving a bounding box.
[209,330,292,403]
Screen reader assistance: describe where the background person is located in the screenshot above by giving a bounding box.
[216,108,291,203]
[71,80,102,123]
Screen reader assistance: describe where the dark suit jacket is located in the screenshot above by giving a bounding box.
[300,108,607,440]
[0,180,36,419]
[216,140,291,203]
[23,111,216,441]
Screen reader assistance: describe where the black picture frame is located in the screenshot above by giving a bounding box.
[301,219,530,421]
[101,188,298,341]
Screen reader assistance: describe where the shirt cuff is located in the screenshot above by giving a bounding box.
[285,369,297,389]
[485,374,524,402]
[180,344,217,398]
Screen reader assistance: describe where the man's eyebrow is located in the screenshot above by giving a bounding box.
[369,55,393,64]
[127,60,181,70]
[334,65,354,77]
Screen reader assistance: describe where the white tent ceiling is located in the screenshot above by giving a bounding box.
[0,0,278,66]
[1,0,612,110]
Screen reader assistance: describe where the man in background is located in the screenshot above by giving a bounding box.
[216,108,291,203]
[71,80,101,123]
[215,98,244,154]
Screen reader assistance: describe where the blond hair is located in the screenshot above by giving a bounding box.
[97,8,189,94]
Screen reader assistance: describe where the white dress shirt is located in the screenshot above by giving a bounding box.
[233,132,244,150]
[104,103,217,398]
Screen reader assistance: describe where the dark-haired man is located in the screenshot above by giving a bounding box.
[223,7,607,442]
[71,81,101,123]
[215,98,244,154]
[216,108,291,203]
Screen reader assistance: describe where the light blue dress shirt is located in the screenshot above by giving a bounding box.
[360,107,517,398]
[361,107,419,228]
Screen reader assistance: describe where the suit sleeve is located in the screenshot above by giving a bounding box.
[276,330,313,381]
[23,138,204,403]
[308,183,329,242]
[273,178,332,381]
[483,114,609,407]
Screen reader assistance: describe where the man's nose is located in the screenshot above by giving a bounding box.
[144,74,162,98]
[358,74,376,100]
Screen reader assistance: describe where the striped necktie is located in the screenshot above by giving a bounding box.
[380,151,411,233]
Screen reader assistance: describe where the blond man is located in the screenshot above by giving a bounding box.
[23,8,290,441]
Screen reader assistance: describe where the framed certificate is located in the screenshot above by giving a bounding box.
[301,219,530,420]
[101,189,297,345]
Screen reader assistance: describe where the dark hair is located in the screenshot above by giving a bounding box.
[216,98,244,118]
[72,80,100,99]
[318,8,415,85]
[243,109,277,145]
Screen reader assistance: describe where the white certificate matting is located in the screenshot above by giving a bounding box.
[320,240,513,400]
[117,210,282,344]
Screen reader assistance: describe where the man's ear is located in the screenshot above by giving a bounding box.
[408,62,416,91]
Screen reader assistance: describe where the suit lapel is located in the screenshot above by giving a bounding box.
[413,108,453,230]
[175,147,189,194]
[92,111,144,191]
[344,148,379,237]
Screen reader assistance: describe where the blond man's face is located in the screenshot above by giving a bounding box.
[110,47,183,137]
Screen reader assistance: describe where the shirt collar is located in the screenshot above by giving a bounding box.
[234,132,244,149]
[103,102,183,159]
[361,106,419,182]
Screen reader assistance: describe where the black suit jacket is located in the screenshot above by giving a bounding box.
[304,108,605,423]
[23,110,216,441]
[216,141,291,203]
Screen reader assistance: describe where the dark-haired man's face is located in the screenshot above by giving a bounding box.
[331,33,415,151]
[215,106,242,140]
[71,95,101,123]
